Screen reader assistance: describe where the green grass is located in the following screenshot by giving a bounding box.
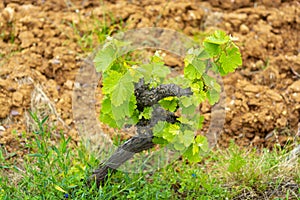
[0,113,299,199]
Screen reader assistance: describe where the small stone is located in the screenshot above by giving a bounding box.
[0,99,10,118]
[291,93,300,102]
[288,80,300,92]
[18,31,34,48]
[252,135,263,144]
[2,7,14,23]
[266,90,282,102]
[261,0,281,7]
[64,80,73,90]
[51,58,60,64]
[240,24,249,34]
[174,16,181,22]
[12,92,23,107]
[282,110,287,115]
[276,117,287,127]
[224,22,232,30]
[245,132,254,139]
[243,85,260,93]
[0,126,5,131]
[164,55,182,67]
[255,60,264,69]
[68,128,79,141]
[65,119,72,126]
[11,110,19,116]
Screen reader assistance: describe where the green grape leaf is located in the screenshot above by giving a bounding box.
[184,52,194,65]
[192,59,206,75]
[139,107,153,120]
[172,130,195,151]
[203,71,221,105]
[192,143,199,155]
[196,115,205,129]
[159,97,178,112]
[197,49,210,60]
[111,94,137,127]
[180,96,193,107]
[191,80,204,92]
[101,97,112,114]
[195,135,209,152]
[202,74,221,92]
[183,144,202,163]
[207,89,220,105]
[181,104,196,115]
[179,96,198,115]
[165,76,190,88]
[113,39,131,49]
[153,121,167,138]
[211,62,226,76]
[194,92,206,104]
[127,110,139,125]
[129,67,144,83]
[177,116,191,125]
[184,64,200,80]
[111,99,130,120]
[138,63,170,83]
[99,112,118,128]
[219,46,242,73]
[100,95,129,128]
[111,72,134,107]
[203,42,220,57]
[182,130,195,147]
[184,54,206,80]
[94,44,117,72]
[173,141,185,151]
[163,124,179,142]
[152,137,168,145]
[102,71,123,94]
[210,61,219,72]
[204,30,229,45]
[151,52,164,63]
[186,48,202,57]
[128,95,137,116]
[181,113,203,129]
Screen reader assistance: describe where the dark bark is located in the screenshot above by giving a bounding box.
[89,81,192,186]
[135,78,192,110]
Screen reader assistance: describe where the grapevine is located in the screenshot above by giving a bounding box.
[90,30,242,185]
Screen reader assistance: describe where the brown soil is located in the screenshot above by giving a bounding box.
[0,0,299,157]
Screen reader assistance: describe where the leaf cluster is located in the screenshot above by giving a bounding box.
[93,30,242,162]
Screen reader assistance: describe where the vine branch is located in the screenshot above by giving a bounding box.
[134,78,192,110]
[89,82,190,186]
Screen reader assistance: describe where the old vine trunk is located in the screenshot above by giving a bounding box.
[88,79,192,186]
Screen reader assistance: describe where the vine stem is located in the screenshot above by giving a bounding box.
[88,82,192,186]
[134,78,192,110]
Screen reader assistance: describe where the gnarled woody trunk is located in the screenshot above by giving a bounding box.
[88,79,192,186]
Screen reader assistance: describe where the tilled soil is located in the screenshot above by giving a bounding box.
[0,0,299,157]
